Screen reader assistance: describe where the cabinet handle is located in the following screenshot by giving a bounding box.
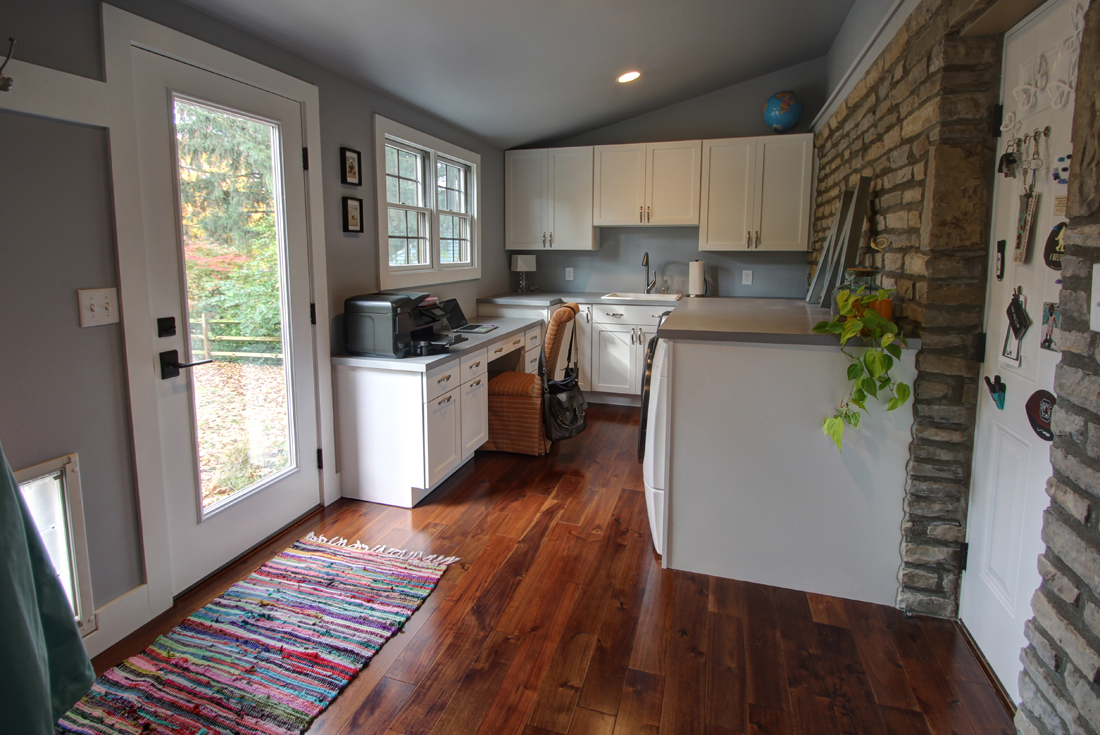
[639,206,643,223]
[607,312,623,317]
[494,346,505,354]
[549,232,553,248]
[470,379,482,387]
[646,206,651,223]
[747,230,752,249]
[585,308,591,323]
[542,232,546,247]
[437,374,452,384]
[630,328,636,345]
[513,338,522,346]
[438,395,453,406]
[470,361,481,369]
[755,231,760,249]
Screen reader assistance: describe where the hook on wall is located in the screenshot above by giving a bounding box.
[0,37,17,93]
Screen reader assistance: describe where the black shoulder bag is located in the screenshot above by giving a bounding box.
[539,311,588,442]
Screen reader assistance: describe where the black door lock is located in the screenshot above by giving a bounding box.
[159,350,212,380]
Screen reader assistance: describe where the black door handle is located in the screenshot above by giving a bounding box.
[160,349,213,380]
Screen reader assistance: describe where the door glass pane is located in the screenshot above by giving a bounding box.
[173,98,293,512]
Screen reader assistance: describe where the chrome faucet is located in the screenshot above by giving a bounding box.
[642,252,657,294]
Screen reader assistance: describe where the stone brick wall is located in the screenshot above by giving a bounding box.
[1016,2,1100,733]
[812,0,1001,617]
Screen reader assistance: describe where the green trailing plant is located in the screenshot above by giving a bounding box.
[812,287,911,451]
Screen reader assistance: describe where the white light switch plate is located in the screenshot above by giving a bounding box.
[742,270,753,285]
[78,288,120,327]
[1092,265,1100,332]
[565,267,574,281]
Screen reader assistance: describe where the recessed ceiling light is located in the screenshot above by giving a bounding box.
[617,71,641,83]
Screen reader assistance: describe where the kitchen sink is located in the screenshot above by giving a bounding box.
[601,292,683,302]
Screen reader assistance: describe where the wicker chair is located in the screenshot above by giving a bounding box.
[482,303,579,456]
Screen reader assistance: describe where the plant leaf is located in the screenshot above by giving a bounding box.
[841,319,864,343]
[823,416,844,451]
[881,333,895,348]
[885,342,903,360]
[895,382,911,404]
[864,350,885,378]
[860,376,878,399]
[887,396,902,411]
[848,362,865,381]
[849,411,861,429]
[882,353,894,373]
[812,320,832,334]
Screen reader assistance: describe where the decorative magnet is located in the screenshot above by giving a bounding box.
[1040,302,1060,352]
[984,375,1006,409]
[1006,288,1032,340]
[1043,222,1066,270]
[1025,390,1056,441]
[1052,154,1071,185]
[996,240,1006,281]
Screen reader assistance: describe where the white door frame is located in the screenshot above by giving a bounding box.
[0,4,336,657]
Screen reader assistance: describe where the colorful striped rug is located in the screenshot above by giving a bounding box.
[57,534,457,735]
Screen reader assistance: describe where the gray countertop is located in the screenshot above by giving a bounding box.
[331,317,540,373]
[477,291,683,307]
[657,297,839,346]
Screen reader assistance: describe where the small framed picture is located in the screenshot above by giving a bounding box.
[340,147,362,186]
[342,196,363,233]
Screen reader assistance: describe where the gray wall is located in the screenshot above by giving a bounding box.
[825,0,900,94]
[1,0,508,607]
[0,112,142,607]
[517,228,809,298]
[550,56,828,146]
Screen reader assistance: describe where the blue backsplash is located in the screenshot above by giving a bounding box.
[507,227,811,298]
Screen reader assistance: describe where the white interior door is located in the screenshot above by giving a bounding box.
[960,0,1076,700]
[133,48,319,594]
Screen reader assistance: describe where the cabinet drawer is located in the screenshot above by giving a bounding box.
[425,360,460,402]
[488,333,525,361]
[460,348,487,383]
[524,349,540,374]
[593,304,669,326]
[526,327,542,352]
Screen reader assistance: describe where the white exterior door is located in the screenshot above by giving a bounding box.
[755,134,813,251]
[505,149,548,250]
[593,144,647,225]
[699,138,757,250]
[547,147,595,250]
[645,140,702,225]
[134,49,319,594]
[960,0,1077,700]
[593,323,638,394]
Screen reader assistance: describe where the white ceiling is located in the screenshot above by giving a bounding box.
[177,0,857,149]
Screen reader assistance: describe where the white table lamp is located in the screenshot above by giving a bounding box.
[512,254,536,292]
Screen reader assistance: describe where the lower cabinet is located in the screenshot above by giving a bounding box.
[593,323,638,393]
[425,386,461,488]
[460,375,488,460]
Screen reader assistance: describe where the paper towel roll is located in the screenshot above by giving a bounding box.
[688,260,706,296]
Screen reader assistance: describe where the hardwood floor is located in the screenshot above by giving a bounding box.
[93,404,1015,735]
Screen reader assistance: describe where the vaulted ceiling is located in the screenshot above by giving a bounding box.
[176,0,857,148]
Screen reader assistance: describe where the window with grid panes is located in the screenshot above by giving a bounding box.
[375,116,481,290]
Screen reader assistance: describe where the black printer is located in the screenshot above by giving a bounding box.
[344,293,467,358]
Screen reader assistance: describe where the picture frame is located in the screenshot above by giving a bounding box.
[340,146,362,186]
[342,196,363,233]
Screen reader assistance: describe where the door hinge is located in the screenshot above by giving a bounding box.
[310,302,316,325]
[992,104,1003,138]
[959,541,969,571]
[316,448,323,470]
[302,147,309,170]
[975,332,986,363]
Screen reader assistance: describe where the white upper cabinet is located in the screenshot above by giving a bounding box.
[700,133,813,252]
[593,141,701,226]
[505,147,597,250]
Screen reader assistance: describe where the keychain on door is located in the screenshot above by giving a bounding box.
[1013,129,1048,264]
[998,138,1019,178]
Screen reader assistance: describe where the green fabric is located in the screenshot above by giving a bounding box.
[0,442,94,733]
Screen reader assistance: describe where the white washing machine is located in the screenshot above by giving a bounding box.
[638,336,669,555]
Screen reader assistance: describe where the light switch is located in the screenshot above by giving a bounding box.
[742,270,753,285]
[565,267,574,281]
[78,288,120,328]
[1092,265,1100,332]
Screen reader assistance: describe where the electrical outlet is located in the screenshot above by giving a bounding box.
[565,267,574,281]
[78,288,120,327]
[742,270,753,285]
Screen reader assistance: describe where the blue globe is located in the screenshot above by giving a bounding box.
[763,91,803,133]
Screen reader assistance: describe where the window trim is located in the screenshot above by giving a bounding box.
[14,453,97,636]
[374,115,481,290]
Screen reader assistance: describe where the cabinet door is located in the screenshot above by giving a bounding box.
[505,149,548,250]
[699,138,756,250]
[576,305,593,392]
[425,387,461,487]
[460,377,488,460]
[593,144,647,226]
[646,140,702,225]
[548,147,597,250]
[755,134,813,251]
[593,323,638,394]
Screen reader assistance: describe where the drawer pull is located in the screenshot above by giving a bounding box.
[494,346,504,354]
[470,379,482,387]
[607,312,623,317]
[469,361,481,369]
[438,395,453,406]
[437,375,452,384]
[513,339,522,346]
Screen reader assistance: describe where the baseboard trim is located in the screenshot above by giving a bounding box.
[81,585,154,658]
[957,619,1017,716]
[587,391,641,408]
